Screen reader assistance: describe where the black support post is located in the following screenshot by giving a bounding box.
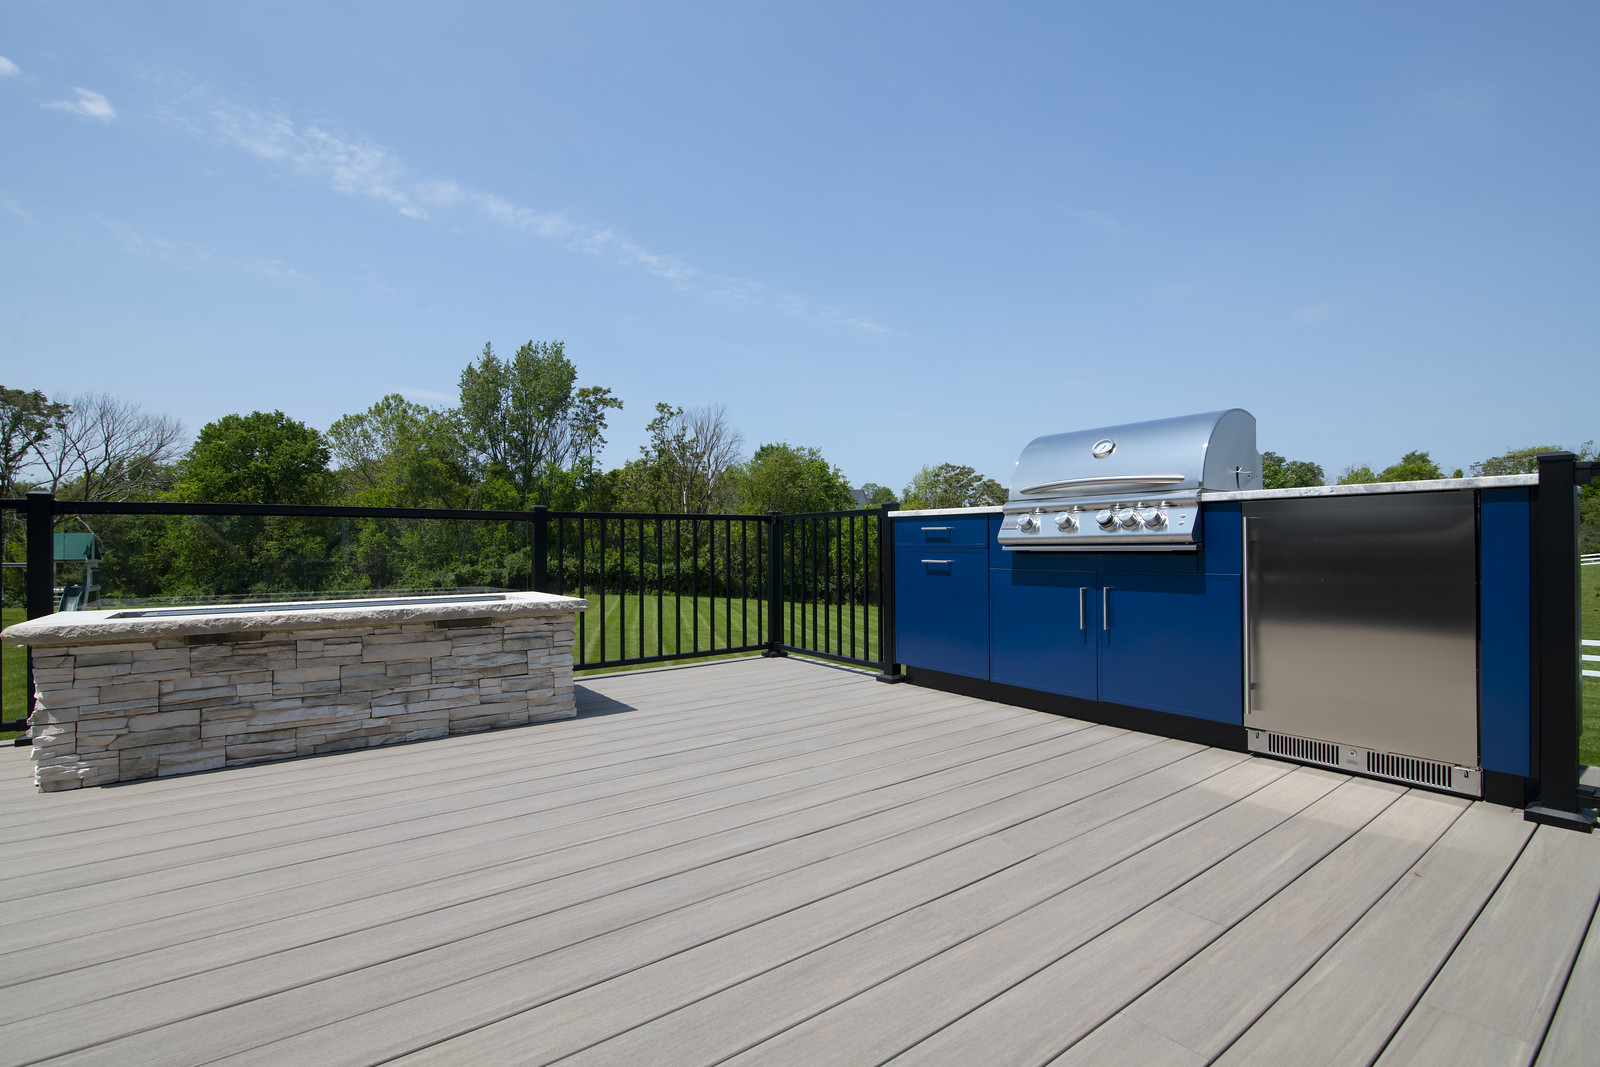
[763,510,786,657]
[530,505,549,593]
[17,490,55,743]
[1525,452,1596,831]
[25,491,53,621]
[875,501,904,682]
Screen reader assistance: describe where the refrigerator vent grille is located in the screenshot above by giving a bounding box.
[1367,751,1453,789]
[1265,732,1339,767]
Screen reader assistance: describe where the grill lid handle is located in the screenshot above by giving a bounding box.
[1018,474,1187,496]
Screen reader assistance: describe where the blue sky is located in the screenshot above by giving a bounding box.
[3,1,1595,493]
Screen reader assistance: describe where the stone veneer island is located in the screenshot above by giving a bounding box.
[0,592,586,791]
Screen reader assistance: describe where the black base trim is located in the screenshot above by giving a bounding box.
[905,667,1247,752]
[1524,804,1596,832]
[1483,770,1535,808]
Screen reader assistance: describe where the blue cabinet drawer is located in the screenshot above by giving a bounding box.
[893,516,992,549]
[895,548,989,679]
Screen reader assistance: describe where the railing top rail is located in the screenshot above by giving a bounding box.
[0,498,784,523]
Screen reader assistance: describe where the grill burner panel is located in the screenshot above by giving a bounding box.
[999,409,1261,552]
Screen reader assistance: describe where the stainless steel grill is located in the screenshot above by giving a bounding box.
[998,409,1261,551]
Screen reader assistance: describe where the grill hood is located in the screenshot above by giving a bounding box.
[999,409,1261,551]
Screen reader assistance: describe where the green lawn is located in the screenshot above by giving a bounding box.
[572,594,881,674]
[1581,563,1599,766]
[2,605,24,741]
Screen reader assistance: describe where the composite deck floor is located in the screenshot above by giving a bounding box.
[2,656,1599,1066]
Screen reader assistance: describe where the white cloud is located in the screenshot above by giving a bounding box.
[243,258,306,283]
[154,77,894,336]
[0,55,20,77]
[44,87,117,122]
[1294,302,1340,325]
[1068,209,1118,231]
[0,191,30,221]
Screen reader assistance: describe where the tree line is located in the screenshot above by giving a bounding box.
[3,349,1594,603]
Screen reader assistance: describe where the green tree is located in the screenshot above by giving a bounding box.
[1336,464,1379,485]
[1260,451,1325,489]
[618,403,744,513]
[857,483,897,507]
[1471,442,1596,476]
[1473,442,1599,550]
[0,386,70,496]
[901,463,1006,509]
[456,341,621,506]
[1378,450,1445,482]
[173,411,336,505]
[730,443,855,514]
[327,394,470,508]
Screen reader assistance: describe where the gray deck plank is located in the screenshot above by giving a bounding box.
[0,718,1175,1061]
[1536,880,1600,1065]
[1214,801,1536,1066]
[0,722,1131,1016]
[712,768,1347,1067]
[1,655,1596,1067]
[888,773,1411,1067]
[102,751,1247,1065]
[1378,825,1600,1066]
[383,756,1279,1067]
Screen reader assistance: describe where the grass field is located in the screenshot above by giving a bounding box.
[2,605,24,741]
[572,594,881,674]
[1581,563,1599,766]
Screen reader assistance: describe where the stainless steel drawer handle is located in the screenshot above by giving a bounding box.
[921,559,954,565]
[1078,586,1085,631]
[920,526,953,531]
[1102,586,1110,631]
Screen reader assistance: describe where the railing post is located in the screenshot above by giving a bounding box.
[530,504,549,593]
[875,501,904,682]
[17,490,56,742]
[25,490,53,621]
[1525,452,1596,831]
[762,510,786,657]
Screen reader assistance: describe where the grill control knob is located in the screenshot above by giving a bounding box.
[1117,508,1140,529]
[1095,509,1116,530]
[1054,512,1076,532]
[1017,514,1039,532]
[1140,508,1165,528]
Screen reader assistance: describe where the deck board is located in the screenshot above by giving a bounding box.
[0,655,1595,1066]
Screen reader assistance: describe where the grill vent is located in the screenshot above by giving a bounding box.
[1265,732,1339,767]
[1367,751,1453,789]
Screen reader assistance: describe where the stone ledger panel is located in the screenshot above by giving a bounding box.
[5,595,582,791]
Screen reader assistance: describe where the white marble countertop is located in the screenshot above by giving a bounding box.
[1,590,587,647]
[1206,473,1535,502]
[890,506,1005,518]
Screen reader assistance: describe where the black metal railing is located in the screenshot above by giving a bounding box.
[1,493,903,733]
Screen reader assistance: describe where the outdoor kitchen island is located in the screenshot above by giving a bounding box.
[890,409,1554,807]
[1,591,585,791]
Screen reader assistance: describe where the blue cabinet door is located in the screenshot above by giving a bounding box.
[1098,572,1243,723]
[991,566,1097,699]
[895,548,989,679]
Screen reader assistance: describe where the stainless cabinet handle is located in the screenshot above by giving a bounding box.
[1078,586,1085,631]
[921,559,953,565]
[1102,586,1110,631]
[920,526,952,531]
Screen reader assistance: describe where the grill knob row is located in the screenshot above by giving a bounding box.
[1016,508,1168,534]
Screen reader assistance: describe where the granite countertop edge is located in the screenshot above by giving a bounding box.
[1,591,588,647]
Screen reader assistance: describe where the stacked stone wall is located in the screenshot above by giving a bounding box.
[28,614,576,791]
